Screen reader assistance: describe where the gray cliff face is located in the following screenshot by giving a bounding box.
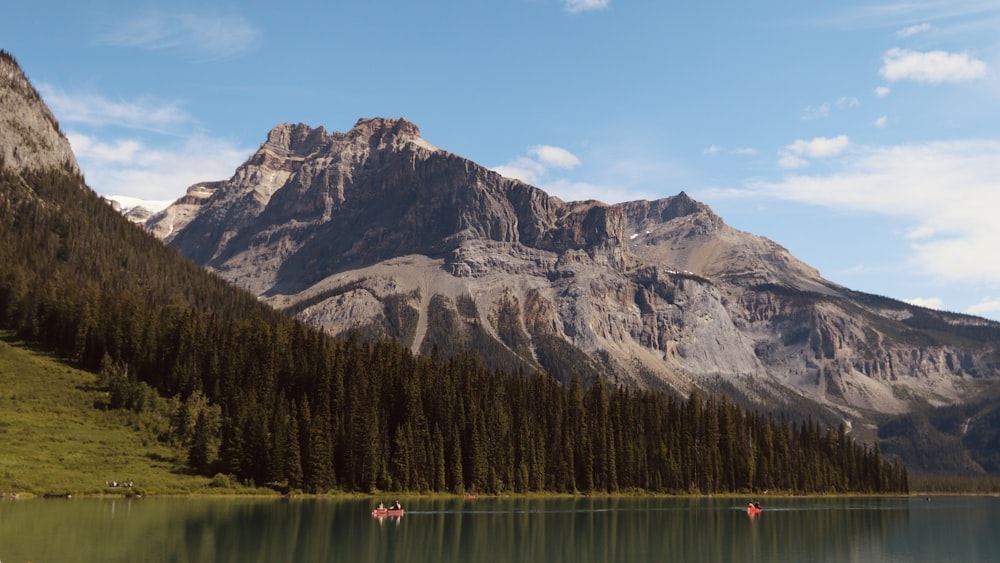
[148,117,1000,437]
[0,52,79,175]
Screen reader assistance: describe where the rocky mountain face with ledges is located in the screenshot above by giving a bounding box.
[0,51,78,175]
[146,117,1000,469]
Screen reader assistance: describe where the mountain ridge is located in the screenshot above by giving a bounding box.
[146,118,1000,462]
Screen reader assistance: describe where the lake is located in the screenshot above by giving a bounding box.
[1,495,997,562]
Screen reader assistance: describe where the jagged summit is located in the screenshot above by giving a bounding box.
[349,116,422,139]
[0,51,79,175]
[262,123,333,157]
[260,118,432,160]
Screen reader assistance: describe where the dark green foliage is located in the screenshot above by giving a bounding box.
[532,333,603,386]
[382,293,420,348]
[490,293,533,359]
[879,385,1000,475]
[0,163,907,494]
[418,293,535,376]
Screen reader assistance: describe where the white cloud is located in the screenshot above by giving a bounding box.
[733,147,759,156]
[735,139,1000,286]
[704,144,722,155]
[787,135,850,158]
[836,96,860,108]
[778,135,850,168]
[875,85,892,98]
[873,115,888,128]
[801,102,831,121]
[541,178,656,205]
[99,10,260,61]
[494,145,581,185]
[68,131,251,201]
[493,157,546,184]
[40,84,251,203]
[967,297,1000,316]
[530,145,581,169]
[896,23,932,38]
[564,0,610,13]
[905,297,944,310]
[778,152,810,170]
[38,84,190,133]
[879,48,988,84]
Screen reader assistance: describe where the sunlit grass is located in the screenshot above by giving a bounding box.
[0,332,240,496]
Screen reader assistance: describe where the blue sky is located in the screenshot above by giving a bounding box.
[4,1,1000,320]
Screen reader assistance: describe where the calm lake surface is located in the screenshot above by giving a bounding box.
[1,495,997,562]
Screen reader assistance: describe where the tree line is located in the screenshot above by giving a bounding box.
[0,163,907,494]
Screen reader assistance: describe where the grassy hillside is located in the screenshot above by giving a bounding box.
[0,332,267,497]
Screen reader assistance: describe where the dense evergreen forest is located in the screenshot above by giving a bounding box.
[0,162,908,494]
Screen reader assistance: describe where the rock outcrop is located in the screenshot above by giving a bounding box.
[0,51,79,175]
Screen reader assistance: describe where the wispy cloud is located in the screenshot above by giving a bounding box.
[564,0,610,13]
[905,297,944,310]
[43,85,251,202]
[778,135,849,169]
[493,143,668,204]
[967,297,1000,316]
[493,144,581,185]
[705,144,757,156]
[873,115,888,128]
[828,2,1000,30]
[99,10,260,61]
[723,139,1000,286]
[802,97,859,120]
[880,48,988,84]
[68,131,251,202]
[38,84,189,133]
[875,85,892,98]
[896,23,932,37]
[540,178,655,204]
[801,102,831,121]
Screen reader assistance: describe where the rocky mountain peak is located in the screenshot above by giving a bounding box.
[349,117,422,140]
[262,123,333,157]
[0,51,79,175]
[345,117,438,156]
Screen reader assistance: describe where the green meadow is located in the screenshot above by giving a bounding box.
[0,332,259,497]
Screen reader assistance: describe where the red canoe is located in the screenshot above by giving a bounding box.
[371,508,405,517]
[747,505,762,516]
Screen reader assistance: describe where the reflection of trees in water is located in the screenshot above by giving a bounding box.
[167,497,916,562]
[21,496,1000,562]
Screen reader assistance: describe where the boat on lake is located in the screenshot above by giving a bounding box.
[372,501,404,518]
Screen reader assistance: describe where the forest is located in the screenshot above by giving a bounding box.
[0,162,908,495]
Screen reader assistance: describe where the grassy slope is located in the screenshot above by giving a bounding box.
[0,332,262,497]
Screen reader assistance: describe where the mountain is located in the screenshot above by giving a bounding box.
[147,118,1000,473]
[2,50,909,495]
